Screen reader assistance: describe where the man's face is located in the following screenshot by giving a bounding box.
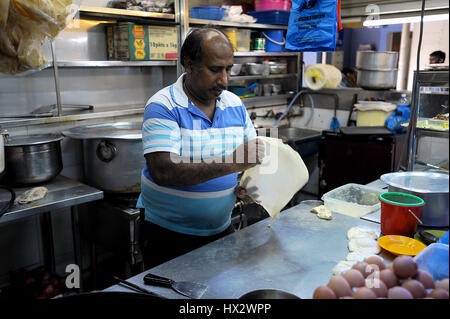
[186,33,234,102]
[429,55,444,64]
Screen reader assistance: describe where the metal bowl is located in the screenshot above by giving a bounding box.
[231,64,242,76]
[269,62,287,74]
[239,289,300,299]
[247,63,264,75]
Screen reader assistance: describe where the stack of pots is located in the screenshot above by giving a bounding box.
[356,51,399,90]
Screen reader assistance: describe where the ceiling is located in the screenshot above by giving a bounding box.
[341,0,449,18]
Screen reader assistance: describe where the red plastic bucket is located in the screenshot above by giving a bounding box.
[379,192,425,237]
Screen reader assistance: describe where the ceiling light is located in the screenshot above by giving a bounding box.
[363,13,449,27]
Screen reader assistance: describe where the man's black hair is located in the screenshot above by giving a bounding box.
[180,28,233,68]
[430,50,446,61]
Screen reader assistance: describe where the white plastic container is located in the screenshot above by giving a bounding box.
[414,243,449,281]
[321,183,383,218]
[237,29,251,52]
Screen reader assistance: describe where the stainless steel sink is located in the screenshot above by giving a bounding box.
[257,127,322,143]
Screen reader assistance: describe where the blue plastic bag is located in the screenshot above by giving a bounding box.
[385,105,411,133]
[286,0,338,52]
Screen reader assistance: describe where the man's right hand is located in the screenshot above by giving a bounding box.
[229,138,266,170]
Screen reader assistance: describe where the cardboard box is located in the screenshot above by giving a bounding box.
[113,22,150,61]
[148,26,178,60]
[105,25,115,60]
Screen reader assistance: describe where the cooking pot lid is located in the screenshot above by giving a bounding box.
[62,122,142,140]
[380,172,449,193]
[5,134,63,146]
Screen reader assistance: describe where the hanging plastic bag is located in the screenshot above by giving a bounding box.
[0,0,75,75]
[285,0,338,52]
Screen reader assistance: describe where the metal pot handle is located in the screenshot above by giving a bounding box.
[96,140,117,163]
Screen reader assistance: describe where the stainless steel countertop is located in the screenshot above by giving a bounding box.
[0,175,103,224]
[104,203,386,299]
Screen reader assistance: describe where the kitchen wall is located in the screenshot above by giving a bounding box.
[407,20,449,90]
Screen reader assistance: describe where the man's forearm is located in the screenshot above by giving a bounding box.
[148,153,247,187]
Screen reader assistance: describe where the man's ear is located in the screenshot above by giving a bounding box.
[184,58,194,74]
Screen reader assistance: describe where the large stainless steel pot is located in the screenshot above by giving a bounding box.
[356,69,398,89]
[356,51,399,70]
[63,122,144,193]
[3,134,63,185]
[380,172,449,227]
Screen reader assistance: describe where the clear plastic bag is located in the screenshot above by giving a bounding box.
[0,0,73,74]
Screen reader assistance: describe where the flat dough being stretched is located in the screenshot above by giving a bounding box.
[239,136,309,225]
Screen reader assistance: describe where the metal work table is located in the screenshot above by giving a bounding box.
[0,175,103,224]
[105,203,385,299]
[0,175,103,282]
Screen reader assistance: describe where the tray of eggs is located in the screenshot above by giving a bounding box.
[313,255,449,299]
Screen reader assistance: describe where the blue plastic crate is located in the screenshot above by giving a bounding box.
[247,10,290,25]
[189,6,226,21]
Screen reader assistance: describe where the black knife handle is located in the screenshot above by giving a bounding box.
[144,273,174,288]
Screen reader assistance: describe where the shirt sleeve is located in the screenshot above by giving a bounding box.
[243,107,257,142]
[142,102,181,155]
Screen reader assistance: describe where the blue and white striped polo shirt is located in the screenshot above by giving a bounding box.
[136,73,257,236]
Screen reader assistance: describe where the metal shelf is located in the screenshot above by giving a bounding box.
[230,73,297,81]
[416,127,449,138]
[41,60,177,69]
[234,52,298,57]
[188,18,287,30]
[241,93,295,103]
[79,6,176,21]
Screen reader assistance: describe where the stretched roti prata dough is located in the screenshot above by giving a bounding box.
[239,136,309,226]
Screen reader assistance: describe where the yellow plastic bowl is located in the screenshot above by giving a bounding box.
[378,235,427,256]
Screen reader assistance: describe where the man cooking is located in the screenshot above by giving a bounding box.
[137,28,265,268]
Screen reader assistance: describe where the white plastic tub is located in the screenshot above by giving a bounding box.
[321,183,383,218]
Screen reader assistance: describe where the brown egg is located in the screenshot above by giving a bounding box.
[313,286,337,299]
[366,277,388,298]
[343,269,365,288]
[379,269,399,288]
[388,286,414,299]
[352,262,371,278]
[393,255,418,278]
[328,275,353,298]
[387,262,394,271]
[402,279,426,298]
[353,287,377,299]
[428,288,449,299]
[365,255,386,271]
[436,278,449,292]
[414,270,435,289]
[340,296,354,299]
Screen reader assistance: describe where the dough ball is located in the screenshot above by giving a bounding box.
[436,278,449,292]
[343,269,365,288]
[365,255,386,271]
[413,270,435,289]
[402,279,426,299]
[379,269,399,288]
[366,277,388,298]
[388,286,414,299]
[393,255,418,278]
[353,287,377,299]
[427,288,449,299]
[327,275,352,298]
[313,286,336,299]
